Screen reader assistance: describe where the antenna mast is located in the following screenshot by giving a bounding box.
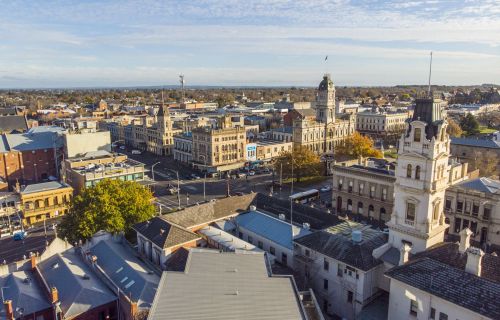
[428,51,433,96]
[179,74,185,103]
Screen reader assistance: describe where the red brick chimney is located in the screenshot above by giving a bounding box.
[3,300,14,320]
[51,287,59,303]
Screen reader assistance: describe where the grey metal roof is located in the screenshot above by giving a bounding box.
[456,177,500,194]
[2,129,64,152]
[89,239,160,309]
[37,248,116,318]
[386,258,500,319]
[21,181,70,194]
[0,115,28,133]
[0,270,51,318]
[380,247,400,266]
[148,249,306,320]
[294,221,387,271]
[451,137,500,149]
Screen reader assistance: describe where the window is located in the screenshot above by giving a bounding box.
[370,186,375,198]
[415,166,421,180]
[414,128,421,142]
[430,307,436,319]
[357,202,363,215]
[407,164,412,178]
[409,299,418,316]
[337,264,343,277]
[472,203,479,216]
[347,291,353,303]
[323,258,329,271]
[483,207,491,220]
[348,181,353,193]
[438,312,448,320]
[382,188,387,201]
[433,202,440,221]
[359,183,364,195]
[445,199,451,211]
[248,236,253,244]
[257,241,263,249]
[454,217,462,233]
[406,202,416,222]
[270,246,275,255]
[457,201,463,212]
[323,279,328,290]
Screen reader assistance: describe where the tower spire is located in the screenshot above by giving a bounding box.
[428,51,433,96]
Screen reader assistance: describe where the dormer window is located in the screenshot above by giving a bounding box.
[414,128,421,142]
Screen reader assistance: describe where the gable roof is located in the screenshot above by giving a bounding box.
[133,216,200,249]
[451,137,500,149]
[455,177,500,194]
[0,115,28,133]
[89,240,160,309]
[294,221,387,271]
[235,210,311,250]
[37,248,116,318]
[163,193,256,229]
[386,258,500,319]
[0,271,50,318]
[148,249,306,320]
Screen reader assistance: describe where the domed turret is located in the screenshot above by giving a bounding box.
[318,74,334,91]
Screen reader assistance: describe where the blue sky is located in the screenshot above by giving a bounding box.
[0,0,499,88]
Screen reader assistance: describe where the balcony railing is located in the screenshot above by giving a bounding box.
[405,219,415,226]
[24,203,70,214]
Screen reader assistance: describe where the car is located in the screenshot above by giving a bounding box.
[190,174,201,179]
[320,185,332,192]
[248,170,255,176]
[131,150,142,155]
[119,146,126,150]
[237,173,246,178]
[13,231,27,241]
[167,184,179,195]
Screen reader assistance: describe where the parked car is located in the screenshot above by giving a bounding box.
[119,146,126,150]
[131,150,142,155]
[167,184,179,195]
[237,172,246,178]
[320,185,332,192]
[248,170,255,176]
[13,231,27,241]
[190,174,201,179]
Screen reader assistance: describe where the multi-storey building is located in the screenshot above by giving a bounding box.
[356,109,408,137]
[62,151,146,193]
[255,139,293,161]
[191,118,247,173]
[292,74,356,155]
[445,177,500,250]
[332,164,396,224]
[19,181,73,225]
[173,132,193,164]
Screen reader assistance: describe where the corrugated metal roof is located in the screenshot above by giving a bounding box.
[235,210,311,250]
[451,137,500,149]
[148,249,306,320]
[456,177,500,194]
[3,130,63,152]
[89,240,160,309]
[37,248,116,318]
[21,181,70,194]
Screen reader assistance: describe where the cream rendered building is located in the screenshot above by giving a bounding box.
[292,74,356,155]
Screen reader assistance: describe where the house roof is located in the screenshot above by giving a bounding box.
[0,115,28,133]
[148,249,306,320]
[132,217,200,249]
[20,181,71,194]
[0,129,64,152]
[163,193,256,229]
[294,221,387,271]
[37,248,116,318]
[386,258,500,319]
[89,239,160,309]
[0,271,51,319]
[235,210,311,250]
[451,137,500,149]
[455,177,500,194]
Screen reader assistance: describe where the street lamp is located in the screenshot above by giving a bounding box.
[151,162,160,181]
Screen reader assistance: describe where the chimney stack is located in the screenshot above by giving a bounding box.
[465,247,484,277]
[3,300,14,320]
[459,228,473,253]
[399,243,411,266]
[51,287,59,304]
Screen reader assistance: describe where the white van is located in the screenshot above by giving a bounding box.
[131,150,142,155]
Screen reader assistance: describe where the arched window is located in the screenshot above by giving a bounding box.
[414,128,421,142]
[347,199,352,212]
[433,202,440,221]
[406,164,412,178]
[415,166,421,180]
[357,202,363,215]
[368,205,374,217]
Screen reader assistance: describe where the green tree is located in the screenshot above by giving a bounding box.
[446,118,463,137]
[335,132,383,159]
[469,151,499,177]
[59,179,155,243]
[459,114,480,136]
[274,146,321,182]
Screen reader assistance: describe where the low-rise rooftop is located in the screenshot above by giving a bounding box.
[20,181,71,194]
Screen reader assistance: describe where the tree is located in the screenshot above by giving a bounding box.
[446,118,463,137]
[59,179,155,243]
[459,114,480,136]
[477,111,500,129]
[335,132,383,159]
[274,146,321,182]
[469,151,499,177]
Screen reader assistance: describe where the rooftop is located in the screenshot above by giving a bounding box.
[20,181,71,194]
[455,177,500,194]
[148,249,307,320]
[235,210,311,250]
[294,221,387,271]
[0,128,64,152]
[0,115,28,133]
[37,248,116,318]
[89,239,160,309]
[133,216,200,249]
[450,137,500,149]
[386,258,500,319]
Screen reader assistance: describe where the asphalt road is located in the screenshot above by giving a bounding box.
[0,227,56,264]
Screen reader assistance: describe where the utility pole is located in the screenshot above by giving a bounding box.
[176,171,181,209]
[279,162,283,193]
[226,177,230,197]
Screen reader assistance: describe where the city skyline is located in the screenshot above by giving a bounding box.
[0,0,499,88]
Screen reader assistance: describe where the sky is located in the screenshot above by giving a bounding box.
[0,0,499,88]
